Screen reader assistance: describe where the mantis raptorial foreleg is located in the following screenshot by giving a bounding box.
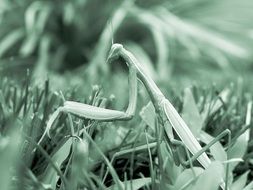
[38,65,138,144]
[57,66,137,121]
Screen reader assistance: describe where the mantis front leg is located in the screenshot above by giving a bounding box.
[62,66,137,121]
[38,65,138,144]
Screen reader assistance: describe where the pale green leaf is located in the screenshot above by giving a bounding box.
[140,101,156,130]
[201,88,230,119]
[182,87,203,137]
[39,138,72,189]
[0,129,22,190]
[228,130,249,170]
[243,181,253,190]
[0,29,24,57]
[172,167,204,190]
[160,142,182,185]
[231,171,249,190]
[194,161,224,190]
[107,177,151,190]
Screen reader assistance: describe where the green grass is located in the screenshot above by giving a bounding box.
[0,75,252,190]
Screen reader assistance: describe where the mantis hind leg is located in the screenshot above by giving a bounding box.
[169,129,231,168]
[170,129,231,190]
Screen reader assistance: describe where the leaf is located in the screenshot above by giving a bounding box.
[0,29,24,58]
[25,1,51,32]
[83,130,124,190]
[140,101,156,130]
[39,138,72,189]
[228,130,249,170]
[182,87,203,137]
[33,35,51,84]
[193,161,224,190]
[69,138,89,189]
[20,32,39,56]
[231,171,249,190]
[92,124,128,161]
[201,88,230,119]
[0,128,22,190]
[243,181,253,190]
[87,0,134,79]
[107,178,151,190]
[160,141,182,185]
[63,2,75,25]
[157,8,249,58]
[135,11,170,80]
[172,167,204,190]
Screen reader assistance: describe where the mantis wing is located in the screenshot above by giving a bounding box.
[163,99,211,169]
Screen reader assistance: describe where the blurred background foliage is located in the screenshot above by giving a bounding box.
[0,0,253,88]
[1,1,253,189]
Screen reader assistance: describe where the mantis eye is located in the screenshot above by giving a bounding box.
[111,43,123,53]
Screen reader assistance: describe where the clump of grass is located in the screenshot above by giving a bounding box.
[0,75,252,190]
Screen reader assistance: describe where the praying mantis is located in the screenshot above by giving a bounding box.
[43,43,230,189]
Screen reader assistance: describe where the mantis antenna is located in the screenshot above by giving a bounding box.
[109,21,114,45]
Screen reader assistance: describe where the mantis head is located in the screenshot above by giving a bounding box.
[106,43,123,64]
